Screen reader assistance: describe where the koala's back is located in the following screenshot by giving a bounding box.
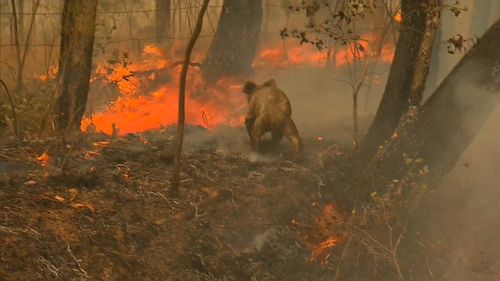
[249,85,292,130]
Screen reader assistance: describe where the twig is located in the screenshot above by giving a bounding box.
[66,245,89,278]
[0,79,19,139]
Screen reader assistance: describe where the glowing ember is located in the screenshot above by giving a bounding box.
[36,152,50,167]
[92,141,111,147]
[37,65,58,82]
[310,236,341,265]
[316,136,324,142]
[394,11,403,23]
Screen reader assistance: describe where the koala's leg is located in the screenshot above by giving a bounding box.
[283,119,302,154]
[250,117,265,152]
[245,117,255,140]
[271,131,284,147]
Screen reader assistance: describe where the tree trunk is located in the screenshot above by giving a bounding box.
[418,18,500,182]
[359,0,428,158]
[426,16,442,93]
[18,0,24,41]
[469,0,492,38]
[201,0,262,83]
[155,0,171,46]
[53,0,98,132]
[358,18,500,200]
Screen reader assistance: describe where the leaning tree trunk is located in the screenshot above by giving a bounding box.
[418,18,500,182]
[53,0,98,132]
[358,18,500,201]
[155,0,171,46]
[469,0,492,38]
[359,0,428,158]
[201,0,262,83]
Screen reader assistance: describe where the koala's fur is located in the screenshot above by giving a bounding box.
[243,79,302,155]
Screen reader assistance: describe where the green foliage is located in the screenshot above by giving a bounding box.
[0,79,55,140]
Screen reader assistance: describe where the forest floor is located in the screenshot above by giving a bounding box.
[0,127,345,281]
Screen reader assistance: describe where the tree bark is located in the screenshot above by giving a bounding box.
[155,0,171,46]
[360,18,500,198]
[426,15,442,93]
[359,0,428,158]
[408,0,440,105]
[418,18,500,182]
[170,0,210,197]
[53,0,98,132]
[201,0,262,83]
[17,0,24,41]
[469,0,492,38]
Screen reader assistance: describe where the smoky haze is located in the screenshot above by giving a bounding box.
[0,0,498,279]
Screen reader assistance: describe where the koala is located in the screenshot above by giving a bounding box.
[242,78,302,155]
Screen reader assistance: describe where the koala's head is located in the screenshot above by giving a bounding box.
[243,81,258,95]
[242,78,276,96]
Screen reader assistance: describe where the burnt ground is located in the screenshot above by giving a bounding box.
[0,127,345,281]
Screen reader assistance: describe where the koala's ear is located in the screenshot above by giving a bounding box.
[263,78,276,87]
[243,81,257,95]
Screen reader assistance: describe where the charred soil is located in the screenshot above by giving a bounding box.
[0,128,342,281]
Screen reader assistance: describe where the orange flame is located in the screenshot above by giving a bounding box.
[82,46,246,135]
[37,66,58,82]
[81,36,394,136]
[394,11,403,23]
[254,33,394,69]
[36,152,50,167]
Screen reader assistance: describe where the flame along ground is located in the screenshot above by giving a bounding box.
[37,34,394,136]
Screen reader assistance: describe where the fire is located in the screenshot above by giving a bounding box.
[254,33,394,69]
[79,34,394,136]
[37,65,58,82]
[394,11,403,23]
[310,236,341,265]
[36,152,50,167]
[82,45,246,135]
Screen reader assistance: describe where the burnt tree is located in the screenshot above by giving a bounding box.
[201,0,262,83]
[53,0,98,132]
[418,18,500,182]
[356,18,500,201]
[155,0,171,46]
[359,0,429,158]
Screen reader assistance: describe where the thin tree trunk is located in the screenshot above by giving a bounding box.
[426,14,442,93]
[155,0,171,47]
[359,0,428,158]
[9,0,22,92]
[18,0,40,90]
[170,0,210,197]
[53,0,98,132]
[408,0,440,105]
[201,0,262,83]
[18,0,24,41]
